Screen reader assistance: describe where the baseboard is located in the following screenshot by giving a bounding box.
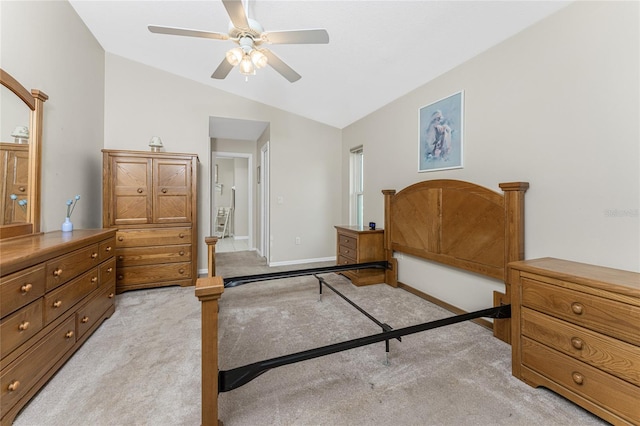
[269,256,336,267]
[397,281,493,331]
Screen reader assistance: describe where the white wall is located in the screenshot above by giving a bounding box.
[342,1,639,312]
[103,54,342,268]
[1,0,105,232]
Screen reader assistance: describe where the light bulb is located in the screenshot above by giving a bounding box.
[239,55,255,75]
[250,49,268,69]
[225,47,243,66]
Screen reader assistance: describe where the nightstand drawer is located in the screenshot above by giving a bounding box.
[522,307,640,386]
[337,233,357,250]
[521,277,640,346]
[338,244,356,260]
[522,337,640,423]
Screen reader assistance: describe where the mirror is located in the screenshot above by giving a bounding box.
[0,69,48,239]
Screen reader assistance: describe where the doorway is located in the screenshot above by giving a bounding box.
[212,152,253,252]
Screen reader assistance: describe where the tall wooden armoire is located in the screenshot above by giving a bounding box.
[102,149,198,293]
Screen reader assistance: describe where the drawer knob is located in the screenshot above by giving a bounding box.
[53,268,63,277]
[18,186,26,192]
[117,275,124,280]
[571,337,584,350]
[91,276,98,284]
[162,188,168,193]
[7,380,20,392]
[65,330,74,339]
[118,236,124,241]
[108,293,115,299]
[179,251,185,256]
[570,302,584,315]
[105,246,112,252]
[118,255,124,261]
[137,188,143,194]
[344,250,350,254]
[179,233,185,238]
[18,321,30,331]
[20,283,32,293]
[107,267,113,273]
[81,316,89,324]
[179,268,185,274]
[571,372,584,385]
[91,252,98,259]
[53,300,62,308]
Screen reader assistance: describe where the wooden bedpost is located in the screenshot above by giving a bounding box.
[382,190,398,287]
[195,276,224,426]
[205,236,219,277]
[494,182,529,343]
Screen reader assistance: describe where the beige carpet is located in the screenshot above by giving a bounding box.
[14,251,606,425]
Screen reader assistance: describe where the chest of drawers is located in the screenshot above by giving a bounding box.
[335,226,385,286]
[0,229,116,425]
[509,257,640,425]
[102,150,198,293]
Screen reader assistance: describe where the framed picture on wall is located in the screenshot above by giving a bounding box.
[418,91,464,172]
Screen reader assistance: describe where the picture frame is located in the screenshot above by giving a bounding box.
[418,91,464,172]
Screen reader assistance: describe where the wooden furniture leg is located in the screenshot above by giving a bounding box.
[195,276,224,426]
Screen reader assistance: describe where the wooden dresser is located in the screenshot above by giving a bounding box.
[335,225,385,286]
[102,150,198,293]
[0,229,116,425]
[509,258,640,425]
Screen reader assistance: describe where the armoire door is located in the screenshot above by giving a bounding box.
[152,158,192,223]
[111,156,152,226]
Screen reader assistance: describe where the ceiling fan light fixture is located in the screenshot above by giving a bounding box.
[225,47,243,66]
[239,54,256,75]
[250,49,268,69]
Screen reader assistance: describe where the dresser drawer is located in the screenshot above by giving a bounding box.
[76,282,115,339]
[98,237,116,262]
[522,307,640,386]
[46,244,100,291]
[115,227,191,247]
[522,337,640,423]
[0,299,44,358]
[44,268,99,324]
[116,262,192,286]
[0,265,45,318]
[521,277,640,346]
[337,255,354,266]
[99,258,116,287]
[337,233,357,250]
[0,315,76,416]
[116,244,191,267]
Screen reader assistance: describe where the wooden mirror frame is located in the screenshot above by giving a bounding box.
[0,69,48,240]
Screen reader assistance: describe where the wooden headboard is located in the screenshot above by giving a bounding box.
[382,179,528,342]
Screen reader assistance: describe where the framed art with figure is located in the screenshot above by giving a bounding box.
[418,91,464,172]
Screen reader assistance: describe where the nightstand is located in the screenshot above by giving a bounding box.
[335,225,385,286]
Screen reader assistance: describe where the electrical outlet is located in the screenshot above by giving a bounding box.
[295,237,301,245]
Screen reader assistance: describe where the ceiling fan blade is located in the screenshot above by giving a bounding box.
[212,58,234,79]
[148,25,228,41]
[222,0,250,30]
[261,29,329,45]
[262,49,301,83]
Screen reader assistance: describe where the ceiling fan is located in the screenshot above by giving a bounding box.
[148,0,329,83]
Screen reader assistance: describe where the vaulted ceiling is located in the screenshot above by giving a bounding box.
[69,0,570,130]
